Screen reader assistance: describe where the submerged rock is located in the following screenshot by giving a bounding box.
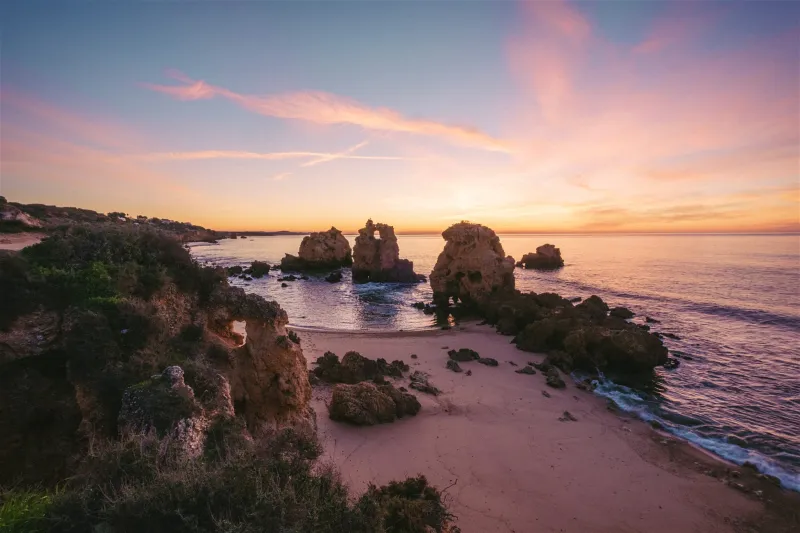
[328,382,420,425]
[351,219,424,283]
[280,227,352,271]
[429,222,515,307]
[325,271,343,283]
[609,306,635,319]
[516,244,564,270]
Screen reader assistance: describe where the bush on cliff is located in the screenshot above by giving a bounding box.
[4,428,454,533]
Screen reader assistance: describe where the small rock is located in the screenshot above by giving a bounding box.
[545,367,566,389]
[466,370,472,376]
[645,316,660,323]
[649,420,665,430]
[663,358,680,370]
[558,411,578,422]
[477,357,499,367]
[281,282,288,288]
[325,271,343,283]
[515,365,536,375]
[448,348,480,362]
[541,390,551,398]
[446,360,463,373]
[508,361,518,367]
[410,354,418,359]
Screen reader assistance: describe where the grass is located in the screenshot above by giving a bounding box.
[0,489,57,533]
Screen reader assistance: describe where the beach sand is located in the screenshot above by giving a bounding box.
[0,232,44,251]
[300,323,797,533]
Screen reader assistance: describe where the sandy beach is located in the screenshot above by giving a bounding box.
[0,232,44,251]
[301,323,796,533]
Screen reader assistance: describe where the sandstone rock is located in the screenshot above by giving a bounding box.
[210,287,313,432]
[516,244,564,270]
[477,357,499,366]
[118,366,213,458]
[0,203,43,228]
[328,382,420,425]
[352,219,423,282]
[429,222,515,306]
[576,295,609,320]
[280,227,352,271]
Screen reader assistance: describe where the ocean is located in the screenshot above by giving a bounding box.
[191,233,800,491]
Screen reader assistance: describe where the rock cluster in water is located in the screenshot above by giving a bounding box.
[280,227,352,271]
[429,222,515,306]
[516,244,564,270]
[426,222,669,376]
[352,219,424,282]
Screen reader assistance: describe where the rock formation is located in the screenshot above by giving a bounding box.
[328,381,420,425]
[280,227,352,271]
[118,366,234,458]
[429,222,515,306]
[351,219,423,282]
[516,244,564,270]
[0,201,43,229]
[209,287,314,433]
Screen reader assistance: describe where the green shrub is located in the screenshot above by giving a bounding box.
[0,489,55,533]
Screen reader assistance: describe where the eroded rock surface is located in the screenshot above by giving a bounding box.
[328,382,420,425]
[430,222,515,306]
[280,227,352,271]
[312,351,409,384]
[352,219,423,282]
[517,244,564,270]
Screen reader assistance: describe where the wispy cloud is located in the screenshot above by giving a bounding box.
[134,141,414,167]
[142,71,513,153]
[271,172,291,182]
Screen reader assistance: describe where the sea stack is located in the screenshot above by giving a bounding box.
[517,244,564,270]
[351,219,424,282]
[429,222,515,306]
[280,226,352,271]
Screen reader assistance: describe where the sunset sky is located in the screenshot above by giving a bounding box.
[1,1,798,233]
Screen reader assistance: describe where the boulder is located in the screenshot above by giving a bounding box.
[515,365,536,375]
[249,261,271,278]
[545,367,566,388]
[325,271,343,283]
[312,351,409,384]
[609,306,635,319]
[328,382,420,425]
[516,244,564,270]
[430,222,515,306]
[477,357,499,366]
[446,360,463,373]
[351,219,424,283]
[447,348,480,362]
[280,227,352,271]
[409,371,441,395]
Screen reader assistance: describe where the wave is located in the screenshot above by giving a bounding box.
[587,374,800,492]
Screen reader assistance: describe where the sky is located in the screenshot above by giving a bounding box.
[1,0,798,233]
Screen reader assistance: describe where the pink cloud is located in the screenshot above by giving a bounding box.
[142,71,513,153]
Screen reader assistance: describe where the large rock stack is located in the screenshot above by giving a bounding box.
[280,227,352,271]
[351,219,423,282]
[429,222,515,306]
[517,244,564,270]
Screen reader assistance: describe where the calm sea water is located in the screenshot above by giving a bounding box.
[191,234,800,490]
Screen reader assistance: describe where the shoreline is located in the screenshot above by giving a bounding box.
[301,324,799,532]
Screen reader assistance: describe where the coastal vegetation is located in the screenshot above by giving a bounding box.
[0,225,456,532]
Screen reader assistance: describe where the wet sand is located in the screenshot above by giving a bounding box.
[0,232,44,251]
[300,323,797,533]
